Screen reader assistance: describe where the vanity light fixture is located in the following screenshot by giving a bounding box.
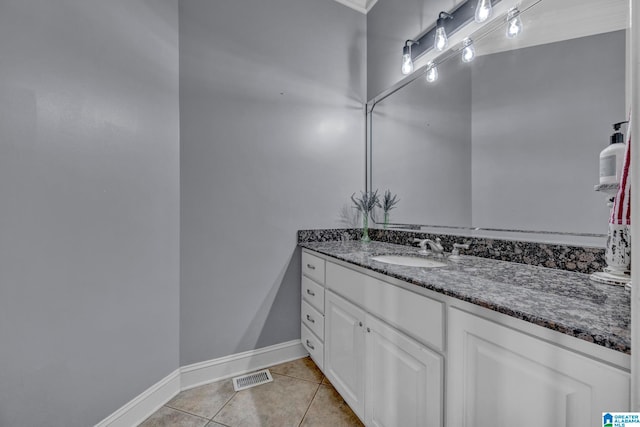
[401,40,419,75]
[425,62,438,83]
[506,8,523,38]
[461,38,475,62]
[434,12,453,51]
[474,0,492,23]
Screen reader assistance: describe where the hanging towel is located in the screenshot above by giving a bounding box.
[609,116,632,225]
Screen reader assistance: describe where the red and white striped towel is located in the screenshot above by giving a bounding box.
[609,116,632,225]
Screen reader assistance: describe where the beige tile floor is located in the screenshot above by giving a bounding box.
[139,357,364,427]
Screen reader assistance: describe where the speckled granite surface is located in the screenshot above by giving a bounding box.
[300,240,630,354]
[298,229,606,274]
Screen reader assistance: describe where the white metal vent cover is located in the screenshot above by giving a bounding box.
[232,369,273,391]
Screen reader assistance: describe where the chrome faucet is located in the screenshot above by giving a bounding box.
[413,238,445,256]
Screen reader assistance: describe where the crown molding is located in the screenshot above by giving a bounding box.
[333,0,379,14]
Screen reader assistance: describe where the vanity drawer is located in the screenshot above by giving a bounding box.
[302,252,325,284]
[326,261,445,351]
[302,324,324,370]
[302,276,325,313]
[302,299,324,339]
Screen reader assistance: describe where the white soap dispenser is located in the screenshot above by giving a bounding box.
[599,121,628,185]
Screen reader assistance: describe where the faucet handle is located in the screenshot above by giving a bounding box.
[451,242,470,256]
[434,237,443,248]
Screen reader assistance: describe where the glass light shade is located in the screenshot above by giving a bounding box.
[461,39,475,63]
[506,10,523,38]
[426,63,438,82]
[434,26,448,51]
[474,0,492,23]
[401,53,413,75]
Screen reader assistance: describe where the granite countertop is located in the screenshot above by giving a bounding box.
[300,240,630,354]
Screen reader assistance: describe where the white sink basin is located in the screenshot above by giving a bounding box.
[371,255,447,268]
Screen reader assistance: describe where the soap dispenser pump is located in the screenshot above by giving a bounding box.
[599,121,628,185]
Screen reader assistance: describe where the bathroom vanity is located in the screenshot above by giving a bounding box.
[299,240,630,427]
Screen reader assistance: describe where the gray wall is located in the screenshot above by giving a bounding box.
[471,31,625,234]
[367,0,464,99]
[179,0,365,364]
[0,1,180,426]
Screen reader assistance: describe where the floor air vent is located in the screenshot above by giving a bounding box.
[232,369,273,391]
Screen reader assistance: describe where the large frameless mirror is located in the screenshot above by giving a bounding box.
[368,0,629,245]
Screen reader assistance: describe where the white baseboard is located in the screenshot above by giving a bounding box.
[95,369,181,427]
[180,339,306,390]
[95,339,307,427]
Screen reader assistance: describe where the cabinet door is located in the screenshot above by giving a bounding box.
[447,308,630,427]
[365,314,443,427]
[325,290,366,420]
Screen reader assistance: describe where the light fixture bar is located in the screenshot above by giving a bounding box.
[387,0,540,102]
[409,0,502,61]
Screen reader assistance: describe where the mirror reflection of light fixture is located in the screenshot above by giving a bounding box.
[506,8,523,38]
[474,0,492,23]
[401,40,419,75]
[461,38,475,63]
[434,12,453,51]
[425,62,438,83]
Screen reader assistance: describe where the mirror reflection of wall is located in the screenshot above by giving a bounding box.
[371,28,625,243]
[471,30,624,234]
[372,58,471,228]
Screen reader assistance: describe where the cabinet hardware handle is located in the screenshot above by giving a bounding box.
[359,322,363,327]
[306,340,315,350]
[307,264,316,270]
[306,289,315,296]
[306,314,315,323]
[367,327,371,333]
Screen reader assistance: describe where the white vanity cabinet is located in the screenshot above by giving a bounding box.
[324,263,444,427]
[300,249,630,427]
[325,290,366,418]
[364,313,443,427]
[301,251,326,370]
[446,307,630,427]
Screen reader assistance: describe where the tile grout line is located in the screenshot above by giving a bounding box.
[207,387,238,425]
[270,371,325,385]
[297,382,322,427]
[159,404,211,422]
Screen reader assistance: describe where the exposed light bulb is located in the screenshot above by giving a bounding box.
[401,44,414,75]
[434,26,448,51]
[506,9,523,38]
[434,12,452,52]
[426,62,438,83]
[474,0,492,23]
[461,38,475,63]
[401,53,413,75]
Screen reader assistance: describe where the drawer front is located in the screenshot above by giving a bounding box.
[302,276,325,313]
[301,324,324,370]
[327,261,445,351]
[302,299,324,339]
[326,262,366,306]
[302,251,325,284]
